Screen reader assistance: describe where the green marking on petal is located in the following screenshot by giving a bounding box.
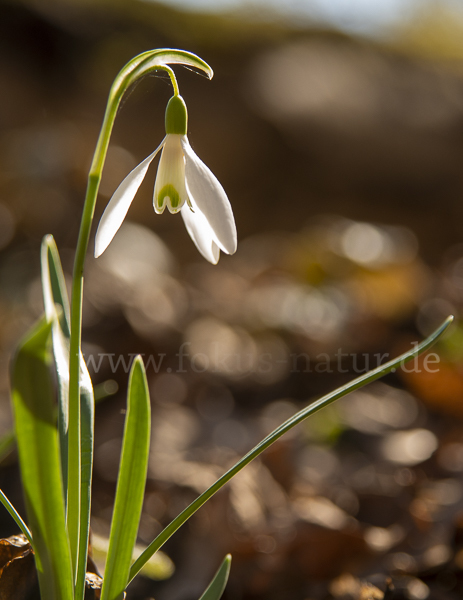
[154,193,165,214]
[165,96,188,135]
[158,184,181,211]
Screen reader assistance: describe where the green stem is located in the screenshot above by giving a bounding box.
[67,53,180,582]
[68,124,115,577]
[163,66,179,96]
[65,47,213,592]
[68,61,130,580]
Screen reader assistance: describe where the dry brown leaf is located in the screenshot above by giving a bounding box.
[0,535,38,600]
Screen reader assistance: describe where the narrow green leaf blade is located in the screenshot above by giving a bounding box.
[11,317,73,600]
[75,366,95,600]
[40,234,95,600]
[41,235,71,498]
[41,235,71,335]
[198,555,231,600]
[129,316,453,582]
[101,356,151,600]
[0,489,32,544]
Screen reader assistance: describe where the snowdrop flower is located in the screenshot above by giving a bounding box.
[95,95,237,264]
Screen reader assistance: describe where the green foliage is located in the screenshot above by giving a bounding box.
[0,489,32,544]
[11,318,74,600]
[198,555,232,600]
[41,235,95,600]
[129,316,453,582]
[100,357,151,600]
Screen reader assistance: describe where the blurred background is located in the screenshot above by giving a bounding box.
[3,0,463,598]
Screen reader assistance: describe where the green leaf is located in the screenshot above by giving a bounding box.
[129,316,454,582]
[101,357,151,600]
[41,235,71,498]
[41,235,71,333]
[198,555,231,600]
[40,234,95,600]
[0,489,32,544]
[11,317,73,600]
[77,364,95,600]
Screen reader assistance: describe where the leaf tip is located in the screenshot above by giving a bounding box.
[42,234,54,246]
[436,314,455,339]
[130,355,149,388]
[132,355,145,370]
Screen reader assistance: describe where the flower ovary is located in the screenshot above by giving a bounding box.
[165,95,188,135]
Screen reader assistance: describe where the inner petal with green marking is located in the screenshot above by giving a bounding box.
[157,184,181,211]
[153,134,188,214]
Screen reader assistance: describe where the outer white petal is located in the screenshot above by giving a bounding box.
[94,138,165,258]
[181,203,220,264]
[181,137,237,255]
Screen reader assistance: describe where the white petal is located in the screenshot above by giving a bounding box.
[181,204,220,264]
[181,137,237,255]
[94,138,165,258]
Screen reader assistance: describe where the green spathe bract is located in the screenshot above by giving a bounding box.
[165,95,188,135]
